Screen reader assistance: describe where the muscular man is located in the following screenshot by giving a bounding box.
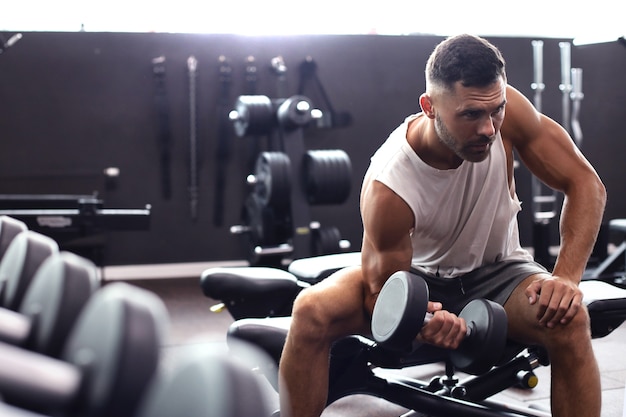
[279,34,606,417]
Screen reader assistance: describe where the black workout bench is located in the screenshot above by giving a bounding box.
[584,218,626,285]
[202,252,626,417]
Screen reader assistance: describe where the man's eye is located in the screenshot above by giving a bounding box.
[492,106,505,117]
[464,111,481,119]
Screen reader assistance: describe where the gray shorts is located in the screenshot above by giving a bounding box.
[410,260,548,314]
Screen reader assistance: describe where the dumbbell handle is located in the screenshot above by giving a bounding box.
[0,308,31,345]
[0,342,80,409]
[423,312,473,337]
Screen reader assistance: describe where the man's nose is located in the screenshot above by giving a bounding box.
[478,116,496,137]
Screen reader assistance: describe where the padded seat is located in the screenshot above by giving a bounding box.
[288,252,361,283]
[609,218,626,232]
[585,218,626,279]
[580,280,626,337]
[201,267,302,299]
[227,316,292,390]
[228,316,292,366]
[201,267,309,319]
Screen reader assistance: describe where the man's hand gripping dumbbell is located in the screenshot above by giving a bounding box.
[371,271,508,375]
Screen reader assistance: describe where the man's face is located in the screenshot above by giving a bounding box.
[432,78,507,163]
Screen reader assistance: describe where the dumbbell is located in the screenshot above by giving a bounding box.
[0,402,48,417]
[137,342,274,417]
[0,282,167,417]
[0,230,59,311]
[0,216,28,262]
[0,251,100,358]
[371,271,508,375]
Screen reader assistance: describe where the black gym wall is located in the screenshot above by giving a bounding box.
[0,32,622,265]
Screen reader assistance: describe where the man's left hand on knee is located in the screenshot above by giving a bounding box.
[525,276,583,328]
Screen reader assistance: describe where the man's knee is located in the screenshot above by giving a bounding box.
[292,288,322,322]
[544,306,593,349]
[561,305,592,338]
[289,288,331,342]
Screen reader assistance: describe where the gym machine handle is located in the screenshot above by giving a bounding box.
[253,243,294,256]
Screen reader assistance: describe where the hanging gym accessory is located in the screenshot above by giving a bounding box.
[213,55,233,227]
[187,55,199,221]
[151,55,173,200]
[297,56,353,129]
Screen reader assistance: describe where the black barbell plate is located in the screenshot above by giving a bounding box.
[334,151,352,204]
[277,95,313,130]
[241,195,288,267]
[312,226,342,256]
[328,149,351,204]
[303,150,352,206]
[450,298,508,375]
[233,95,275,137]
[242,194,270,244]
[371,271,429,350]
[246,194,293,267]
[254,152,291,208]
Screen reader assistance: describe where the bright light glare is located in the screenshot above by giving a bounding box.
[573,33,625,46]
[2,0,624,41]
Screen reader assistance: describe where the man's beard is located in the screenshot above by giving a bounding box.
[435,114,493,163]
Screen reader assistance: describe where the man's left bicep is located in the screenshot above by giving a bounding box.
[515,115,591,193]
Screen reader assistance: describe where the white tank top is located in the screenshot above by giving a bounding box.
[368,113,532,278]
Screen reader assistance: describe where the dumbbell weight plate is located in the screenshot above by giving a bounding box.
[0,216,27,261]
[61,283,167,417]
[18,252,99,358]
[0,231,59,311]
[371,271,429,351]
[451,298,507,375]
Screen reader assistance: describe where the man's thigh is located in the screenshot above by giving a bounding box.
[418,260,548,314]
[503,272,552,345]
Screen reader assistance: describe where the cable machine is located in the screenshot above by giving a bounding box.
[530,40,584,268]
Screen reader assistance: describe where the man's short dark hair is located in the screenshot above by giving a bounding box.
[426,34,507,92]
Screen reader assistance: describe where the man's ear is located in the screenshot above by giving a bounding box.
[419,93,435,119]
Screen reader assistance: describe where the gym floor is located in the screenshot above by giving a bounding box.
[110,264,626,417]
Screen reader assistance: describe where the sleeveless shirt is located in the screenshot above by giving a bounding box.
[368,113,533,278]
